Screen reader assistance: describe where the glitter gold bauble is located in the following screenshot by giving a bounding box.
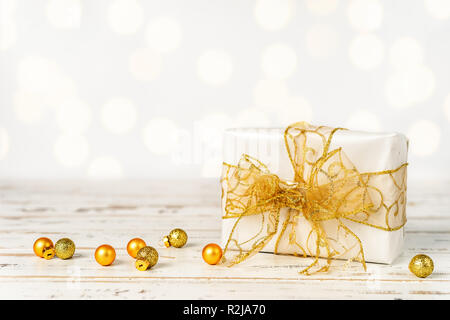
[202,243,222,265]
[55,238,76,259]
[95,244,116,266]
[136,246,158,270]
[33,237,55,259]
[409,254,434,278]
[127,238,146,258]
[165,228,188,248]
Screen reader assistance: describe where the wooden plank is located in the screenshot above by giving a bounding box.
[0,180,449,299]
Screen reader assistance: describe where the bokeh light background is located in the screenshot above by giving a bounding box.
[0,0,449,180]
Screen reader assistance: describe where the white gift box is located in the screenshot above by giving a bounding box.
[221,127,408,264]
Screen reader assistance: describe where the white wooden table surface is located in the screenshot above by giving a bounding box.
[0,179,448,300]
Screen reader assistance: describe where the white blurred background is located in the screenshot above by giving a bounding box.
[0,0,449,181]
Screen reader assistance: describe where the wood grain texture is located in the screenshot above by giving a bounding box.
[0,179,449,300]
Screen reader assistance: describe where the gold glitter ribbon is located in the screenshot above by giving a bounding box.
[221,122,407,274]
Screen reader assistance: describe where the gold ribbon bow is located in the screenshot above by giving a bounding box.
[221,122,407,274]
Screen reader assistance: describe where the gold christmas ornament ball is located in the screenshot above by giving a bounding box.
[136,246,159,269]
[409,254,434,278]
[55,238,76,259]
[202,243,222,265]
[33,237,55,259]
[166,228,188,248]
[95,244,116,266]
[127,238,147,258]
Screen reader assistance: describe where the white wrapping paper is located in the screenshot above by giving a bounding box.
[221,127,408,264]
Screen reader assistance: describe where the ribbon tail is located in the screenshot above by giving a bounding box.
[222,209,281,267]
[337,219,367,271]
[299,221,333,275]
[274,209,292,255]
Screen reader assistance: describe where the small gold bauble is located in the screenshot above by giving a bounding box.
[135,259,151,271]
[409,254,434,278]
[33,237,54,259]
[202,243,222,265]
[166,228,188,248]
[55,238,76,259]
[127,238,146,258]
[136,246,158,269]
[95,244,116,266]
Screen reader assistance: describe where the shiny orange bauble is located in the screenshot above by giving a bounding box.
[127,238,147,258]
[202,243,223,265]
[33,237,55,259]
[95,244,116,266]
